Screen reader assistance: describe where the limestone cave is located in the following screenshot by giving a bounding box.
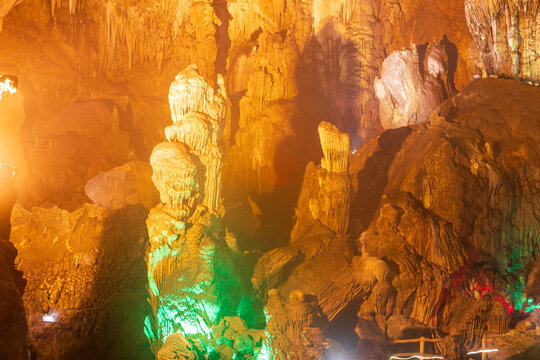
[0,0,539,359]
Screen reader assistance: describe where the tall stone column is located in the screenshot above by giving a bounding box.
[145,65,263,359]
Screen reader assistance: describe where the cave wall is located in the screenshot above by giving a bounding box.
[0,0,479,209]
[0,0,539,359]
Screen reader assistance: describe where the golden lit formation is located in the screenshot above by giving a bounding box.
[0,1,539,360]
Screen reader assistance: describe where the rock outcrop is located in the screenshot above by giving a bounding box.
[291,121,352,240]
[374,43,449,129]
[145,65,264,358]
[352,78,540,351]
[254,78,540,357]
[0,165,26,360]
[10,203,151,360]
[263,289,329,359]
[85,160,159,210]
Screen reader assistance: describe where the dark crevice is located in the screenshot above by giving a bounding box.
[229,90,246,146]
[213,0,231,77]
[350,127,412,230]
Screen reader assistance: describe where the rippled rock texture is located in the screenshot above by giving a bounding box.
[10,203,151,359]
[0,1,539,359]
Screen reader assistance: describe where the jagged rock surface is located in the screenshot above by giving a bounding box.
[1,0,539,358]
[291,121,352,239]
[254,78,540,357]
[0,0,479,213]
[263,289,329,359]
[85,160,159,210]
[10,203,151,360]
[351,78,540,352]
[465,0,540,80]
[0,167,26,360]
[374,43,448,130]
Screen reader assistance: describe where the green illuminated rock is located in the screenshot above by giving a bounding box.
[145,65,264,359]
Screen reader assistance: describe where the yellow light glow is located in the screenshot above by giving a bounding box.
[0,162,17,177]
[0,76,17,99]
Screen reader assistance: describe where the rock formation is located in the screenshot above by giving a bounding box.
[291,121,352,239]
[465,0,540,80]
[374,43,449,129]
[85,161,159,210]
[145,65,264,358]
[253,78,540,358]
[0,164,26,360]
[352,78,540,352]
[263,289,329,359]
[1,1,540,359]
[10,203,150,360]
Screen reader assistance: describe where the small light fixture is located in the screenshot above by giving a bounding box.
[42,314,57,323]
[0,163,17,178]
[466,349,498,355]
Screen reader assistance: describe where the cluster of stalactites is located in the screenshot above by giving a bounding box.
[50,0,78,16]
[312,0,356,33]
[464,0,540,79]
[227,0,287,42]
[318,121,351,174]
[164,64,227,212]
[103,0,190,71]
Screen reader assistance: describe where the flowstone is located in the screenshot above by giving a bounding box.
[144,65,264,359]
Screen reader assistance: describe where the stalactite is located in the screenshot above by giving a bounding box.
[98,0,192,73]
[465,0,540,80]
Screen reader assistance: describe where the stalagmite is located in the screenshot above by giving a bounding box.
[145,65,263,358]
[291,122,352,238]
[318,121,350,173]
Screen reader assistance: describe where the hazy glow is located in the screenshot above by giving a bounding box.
[0,162,17,177]
[0,76,17,99]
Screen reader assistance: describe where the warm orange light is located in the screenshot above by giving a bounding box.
[0,75,17,99]
[0,162,17,178]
